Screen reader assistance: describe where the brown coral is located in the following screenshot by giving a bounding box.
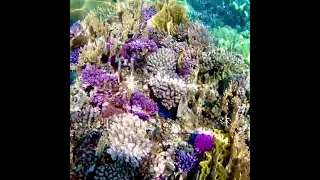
[78,37,106,66]
[225,102,250,180]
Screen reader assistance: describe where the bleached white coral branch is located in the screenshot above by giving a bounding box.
[106,113,154,166]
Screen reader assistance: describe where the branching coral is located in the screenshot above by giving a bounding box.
[70,20,83,37]
[70,48,81,64]
[159,35,186,53]
[176,21,212,51]
[106,113,154,167]
[89,87,104,106]
[141,7,158,24]
[149,73,187,110]
[177,46,197,78]
[128,38,158,53]
[158,36,197,78]
[78,37,106,66]
[199,48,246,81]
[176,151,198,174]
[146,151,175,179]
[81,5,116,40]
[127,38,158,68]
[130,91,159,120]
[81,64,118,88]
[70,82,88,114]
[225,107,250,180]
[101,90,130,118]
[146,48,177,73]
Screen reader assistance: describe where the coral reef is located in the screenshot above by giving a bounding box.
[146,48,177,74]
[70,1,250,179]
[70,48,81,64]
[93,162,134,180]
[130,91,159,120]
[149,73,187,110]
[81,64,118,89]
[194,133,214,153]
[176,151,198,174]
[106,113,154,167]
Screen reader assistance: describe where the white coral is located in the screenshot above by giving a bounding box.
[146,48,177,73]
[149,73,187,110]
[148,151,174,179]
[106,113,154,166]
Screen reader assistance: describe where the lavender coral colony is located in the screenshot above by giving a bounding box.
[70,0,250,180]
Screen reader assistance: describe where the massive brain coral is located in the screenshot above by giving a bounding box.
[106,113,154,167]
[149,73,187,110]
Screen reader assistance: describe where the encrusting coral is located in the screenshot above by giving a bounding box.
[70,0,250,179]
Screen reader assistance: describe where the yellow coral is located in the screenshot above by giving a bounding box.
[198,151,212,180]
[147,0,189,35]
[211,129,230,180]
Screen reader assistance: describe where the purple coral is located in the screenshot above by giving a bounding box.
[130,91,158,120]
[178,57,196,77]
[194,134,214,153]
[176,151,198,174]
[141,7,157,24]
[89,89,104,106]
[81,64,118,88]
[101,90,130,118]
[70,20,83,37]
[70,48,80,64]
[127,38,158,53]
